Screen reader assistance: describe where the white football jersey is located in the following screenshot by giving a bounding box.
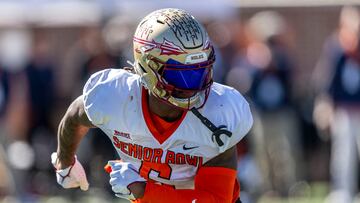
[83,69,253,189]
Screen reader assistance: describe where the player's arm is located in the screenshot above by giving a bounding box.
[129,146,239,203]
[203,144,237,169]
[55,95,95,169]
[51,96,96,191]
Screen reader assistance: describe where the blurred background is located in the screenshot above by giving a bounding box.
[0,0,360,203]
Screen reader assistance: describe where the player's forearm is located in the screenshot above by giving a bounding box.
[56,96,94,169]
[56,115,89,168]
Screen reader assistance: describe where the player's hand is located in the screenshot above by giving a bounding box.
[51,152,89,191]
[108,161,146,200]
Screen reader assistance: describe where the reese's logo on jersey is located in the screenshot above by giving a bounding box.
[114,130,131,140]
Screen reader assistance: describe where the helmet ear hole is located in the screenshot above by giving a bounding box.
[148,60,160,71]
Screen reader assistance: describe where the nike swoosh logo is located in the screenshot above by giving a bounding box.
[183,144,199,150]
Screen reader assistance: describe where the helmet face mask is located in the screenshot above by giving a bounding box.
[133,8,215,110]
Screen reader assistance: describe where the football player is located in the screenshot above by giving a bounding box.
[51,8,253,203]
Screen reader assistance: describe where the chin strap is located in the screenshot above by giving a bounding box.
[190,107,232,147]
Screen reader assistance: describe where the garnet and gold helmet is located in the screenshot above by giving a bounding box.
[133,8,215,110]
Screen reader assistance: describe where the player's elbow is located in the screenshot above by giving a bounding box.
[65,101,82,123]
[63,96,92,127]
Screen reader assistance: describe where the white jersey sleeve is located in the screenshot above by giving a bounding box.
[217,88,253,153]
[82,68,134,127]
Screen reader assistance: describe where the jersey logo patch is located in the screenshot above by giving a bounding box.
[182,144,199,150]
[114,130,131,140]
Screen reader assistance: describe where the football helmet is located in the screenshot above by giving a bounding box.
[133,8,215,110]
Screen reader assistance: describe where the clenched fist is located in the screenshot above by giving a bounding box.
[51,152,89,191]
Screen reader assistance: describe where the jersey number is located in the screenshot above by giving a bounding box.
[139,162,172,180]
